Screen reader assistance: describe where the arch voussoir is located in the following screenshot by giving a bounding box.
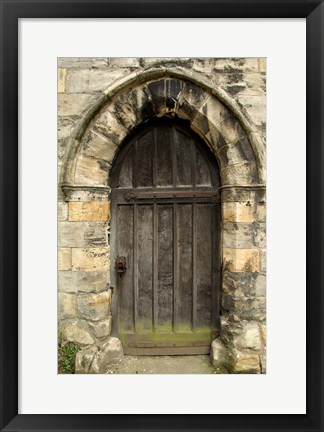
[62,70,264,193]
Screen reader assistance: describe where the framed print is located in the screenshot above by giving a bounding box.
[1,0,323,431]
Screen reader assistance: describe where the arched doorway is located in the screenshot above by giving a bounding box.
[110,118,221,355]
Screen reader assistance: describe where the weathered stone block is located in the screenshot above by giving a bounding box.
[81,129,117,163]
[72,247,109,272]
[214,58,259,73]
[63,188,109,203]
[58,94,97,117]
[58,138,69,161]
[177,82,208,121]
[260,351,266,373]
[58,248,72,271]
[108,58,140,68]
[58,293,76,319]
[59,321,94,346]
[58,57,108,69]
[92,107,128,145]
[58,270,109,293]
[165,79,184,111]
[222,296,266,321]
[87,316,112,339]
[74,154,109,186]
[257,202,266,222]
[253,222,266,248]
[66,68,126,93]
[69,202,110,222]
[210,338,232,372]
[58,221,107,248]
[238,95,266,127]
[58,202,68,221]
[260,324,266,345]
[216,113,246,145]
[217,72,265,98]
[223,248,260,273]
[191,58,215,76]
[147,79,166,115]
[241,72,266,96]
[58,271,76,293]
[233,322,262,350]
[259,58,266,72]
[255,274,266,296]
[141,57,193,68]
[223,222,254,249]
[232,350,261,373]
[260,248,266,272]
[58,116,76,139]
[221,188,259,204]
[58,68,67,93]
[75,346,99,374]
[98,337,124,372]
[192,95,228,136]
[217,138,254,167]
[111,85,155,130]
[222,271,258,297]
[220,161,257,186]
[76,291,111,321]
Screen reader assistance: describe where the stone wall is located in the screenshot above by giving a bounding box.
[58,57,266,373]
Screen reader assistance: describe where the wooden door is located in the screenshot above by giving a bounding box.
[110,119,221,355]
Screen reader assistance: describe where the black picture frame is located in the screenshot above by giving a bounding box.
[1,1,323,431]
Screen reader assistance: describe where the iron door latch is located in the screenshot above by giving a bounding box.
[115,256,127,276]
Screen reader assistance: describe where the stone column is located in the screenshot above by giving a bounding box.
[58,189,113,347]
[211,185,266,373]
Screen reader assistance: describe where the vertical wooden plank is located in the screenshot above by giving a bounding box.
[175,129,192,187]
[156,126,172,187]
[133,203,138,332]
[192,203,197,331]
[196,204,213,328]
[136,130,153,187]
[137,205,153,333]
[211,204,221,329]
[119,147,133,188]
[157,204,173,332]
[117,205,134,332]
[195,146,212,186]
[152,203,158,332]
[152,129,157,188]
[177,203,193,331]
[173,202,178,331]
[172,128,177,188]
[133,139,137,189]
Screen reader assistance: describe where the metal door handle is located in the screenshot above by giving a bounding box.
[115,256,127,275]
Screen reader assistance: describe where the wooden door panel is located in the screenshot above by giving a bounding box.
[135,130,153,187]
[119,147,133,188]
[111,119,220,355]
[157,204,173,332]
[175,130,193,187]
[156,127,172,187]
[137,205,153,333]
[211,204,221,329]
[196,204,213,328]
[117,205,134,333]
[176,203,193,331]
[195,146,212,186]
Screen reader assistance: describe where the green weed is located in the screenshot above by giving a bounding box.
[58,342,80,374]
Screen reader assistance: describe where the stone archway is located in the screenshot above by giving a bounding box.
[59,69,266,374]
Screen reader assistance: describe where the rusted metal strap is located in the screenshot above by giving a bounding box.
[125,190,220,203]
